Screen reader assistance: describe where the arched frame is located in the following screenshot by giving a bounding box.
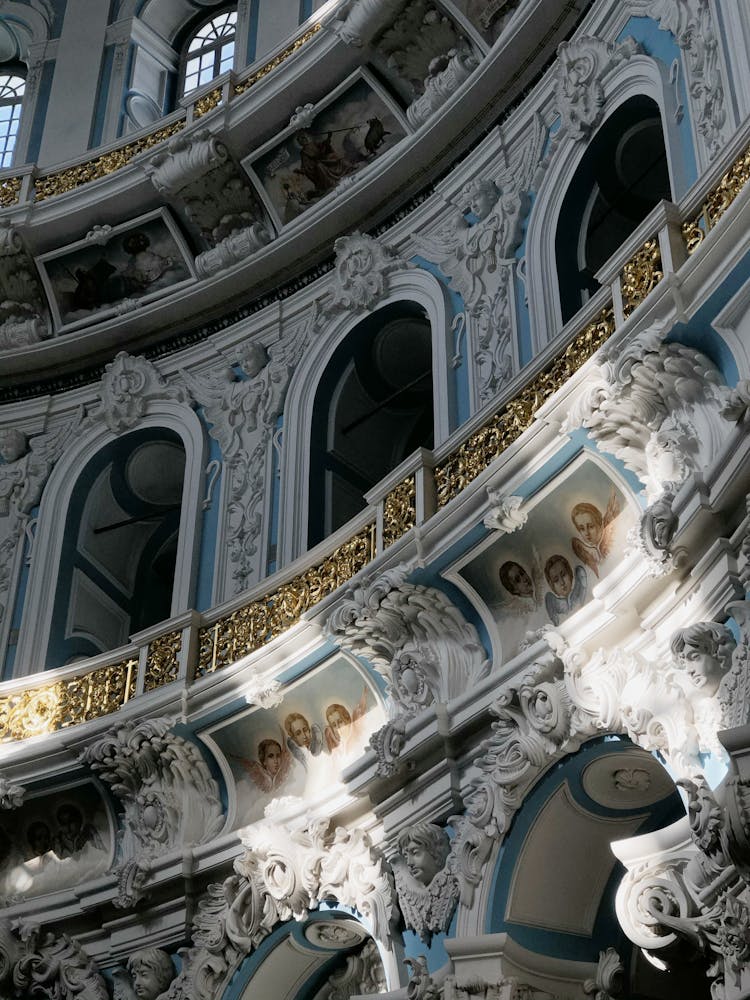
[525,54,693,353]
[13,403,207,677]
[0,4,53,166]
[278,269,455,566]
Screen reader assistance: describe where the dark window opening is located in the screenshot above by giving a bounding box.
[556,96,672,324]
[308,303,434,547]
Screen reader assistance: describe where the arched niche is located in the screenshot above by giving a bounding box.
[471,738,694,999]
[13,404,206,677]
[224,913,390,1000]
[279,270,454,565]
[526,55,692,351]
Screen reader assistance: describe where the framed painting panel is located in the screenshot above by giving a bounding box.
[444,455,639,666]
[242,69,409,229]
[37,208,196,332]
[200,652,386,829]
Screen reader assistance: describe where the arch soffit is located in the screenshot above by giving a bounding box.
[15,402,207,676]
[280,267,453,560]
[526,55,680,353]
[0,4,52,58]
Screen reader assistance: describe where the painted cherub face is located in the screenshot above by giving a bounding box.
[261,741,282,775]
[501,561,533,598]
[573,510,603,547]
[547,559,573,598]
[290,716,311,748]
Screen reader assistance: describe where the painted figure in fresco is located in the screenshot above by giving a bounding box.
[121,231,176,292]
[294,129,351,198]
[233,735,293,793]
[543,554,587,626]
[26,820,53,859]
[53,803,103,858]
[569,488,621,577]
[126,947,175,1000]
[496,550,544,616]
[284,711,324,766]
[397,823,450,887]
[324,688,368,756]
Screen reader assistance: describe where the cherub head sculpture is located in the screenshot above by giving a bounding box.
[461,177,498,221]
[0,428,27,463]
[397,822,450,887]
[670,621,735,697]
[126,947,175,1000]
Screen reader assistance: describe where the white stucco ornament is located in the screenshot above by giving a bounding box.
[87,352,187,435]
[483,492,527,533]
[393,822,459,941]
[555,35,640,141]
[144,129,228,196]
[330,232,404,312]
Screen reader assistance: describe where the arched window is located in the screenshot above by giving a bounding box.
[181,8,236,96]
[556,96,672,324]
[0,71,24,167]
[308,303,434,547]
[47,429,186,666]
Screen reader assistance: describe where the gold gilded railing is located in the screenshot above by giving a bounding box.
[0,657,136,742]
[197,522,376,676]
[435,306,616,507]
[383,476,417,548]
[683,143,750,254]
[234,24,322,95]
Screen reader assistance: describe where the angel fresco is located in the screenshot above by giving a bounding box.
[495,550,544,616]
[543,554,587,627]
[570,487,621,578]
[232,734,294,794]
[324,688,368,757]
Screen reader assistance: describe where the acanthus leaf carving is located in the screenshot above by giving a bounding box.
[335,0,408,48]
[326,566,489,774]
[79,717,224,907]
[0,919,108,1000]
[85,352,188,435]
[561,321,731,501]
[329,232,406,313]
[182,308,319,594]
[315,938,386,1000]
[555,36,640,142]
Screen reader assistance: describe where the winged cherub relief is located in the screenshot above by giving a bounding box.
[393,822,459,943]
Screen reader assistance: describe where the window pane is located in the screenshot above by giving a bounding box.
[182,9,236,95]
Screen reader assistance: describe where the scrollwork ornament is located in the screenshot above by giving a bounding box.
[330,232,405,312]
[87,353,187,435]
[0,777,24,809]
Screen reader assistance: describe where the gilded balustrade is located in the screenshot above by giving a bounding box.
[383,476,417,548]
[620,238,663,318]
[233,24,322,95]
[193,88,223,119]
[197,522,376,675]
[0,175,21,208]
[683,141,750,254]
[145,630,182,691]
[0,656,136,743]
